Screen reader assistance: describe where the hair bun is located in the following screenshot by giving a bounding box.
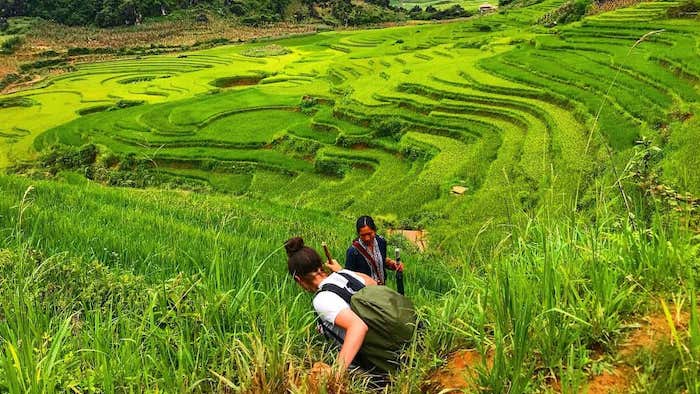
[284,237,305,257]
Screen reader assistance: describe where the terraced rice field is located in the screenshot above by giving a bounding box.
[1,0,698,247]
[390,0,486,11]
[0,2,699,392]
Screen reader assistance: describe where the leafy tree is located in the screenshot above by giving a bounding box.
[366,0,390,8]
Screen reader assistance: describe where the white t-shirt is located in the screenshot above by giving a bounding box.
[313,269,366,340]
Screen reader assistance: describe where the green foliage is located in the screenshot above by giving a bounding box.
[0,72,22,90]
[241,44,291,57]
[66,46,115,56]
[1,4,699,389]
[406,3,472,19]
[660,111,700,196]
[0,0,405,27]
[0,34,21,53]
[0,172,698,391]
[314,154,350,176]
[0,96,35,108]
[38,143,98,172]
[538,0,591,26]
[374,118,405,140]
[18,57,66,72]
[667,0,699,18]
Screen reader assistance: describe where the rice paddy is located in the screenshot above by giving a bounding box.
[0,0,699,392]
[5,0,695,232]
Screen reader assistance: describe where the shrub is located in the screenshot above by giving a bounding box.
[99,152,121,169]
[0,97,35,109]
[435,4,470,18]
[300,95,318,114]
[229,1,249,16]
[38,49,60,57]
[0,17,8,32]
[0,73,21,90]
[67,47,92,56]
[39,144,99,173]
[315,156,350,177]
[1,35,22,54]
[401,144,431,160]
[539,0,591,25]
[19,58,66,72]
[366,0,391,7]
[113,100,145,110]
[667,0,699,17]
[374,119,404,140]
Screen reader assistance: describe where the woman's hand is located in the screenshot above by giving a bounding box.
[325,258,342,273]
[386,258,404,272]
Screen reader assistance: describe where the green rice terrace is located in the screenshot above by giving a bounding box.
[0,0,699,392]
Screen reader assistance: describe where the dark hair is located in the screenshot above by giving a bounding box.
[285,237,322,277]
[355,215,377,234]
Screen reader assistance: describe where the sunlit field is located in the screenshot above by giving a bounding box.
[0,0,699,391]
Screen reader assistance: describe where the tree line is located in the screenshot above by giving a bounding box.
[0,0,298,27]
[0,0,475,28]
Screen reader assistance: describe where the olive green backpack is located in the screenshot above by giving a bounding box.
[315,272,418,373]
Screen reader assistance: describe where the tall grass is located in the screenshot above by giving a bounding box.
[0,0,698,391]
[0,164,698,392]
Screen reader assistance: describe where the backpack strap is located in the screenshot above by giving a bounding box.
[313,272,368,344]
[320,283,353,304]
[317,272,365,303]
[352,240,385,285]
[337,272,366,292]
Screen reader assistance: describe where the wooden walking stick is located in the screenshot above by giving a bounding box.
[322,242,340,272]
[322,242,333,263]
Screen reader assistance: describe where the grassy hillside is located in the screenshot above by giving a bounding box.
[2,0,698,251]
[0,0,699,391]
[0,168,698,392]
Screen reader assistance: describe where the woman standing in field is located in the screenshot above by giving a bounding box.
[345,216,403,285]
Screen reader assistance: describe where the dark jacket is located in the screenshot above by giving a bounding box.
[345,235,388,282]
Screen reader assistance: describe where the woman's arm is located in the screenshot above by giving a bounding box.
[385,257,404,272]
[334,308,368,370]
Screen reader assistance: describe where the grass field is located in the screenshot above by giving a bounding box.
[0,0,699,392]
[390,0,486,12]
[4,0,695,245]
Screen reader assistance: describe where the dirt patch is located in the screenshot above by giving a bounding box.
[586,365,634,394]
[619,308,689,358]
[433,306,694,394]
[423,349,485,393]
[387,229,427,252]
[350,143,368,150]
[552,305,693,394]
